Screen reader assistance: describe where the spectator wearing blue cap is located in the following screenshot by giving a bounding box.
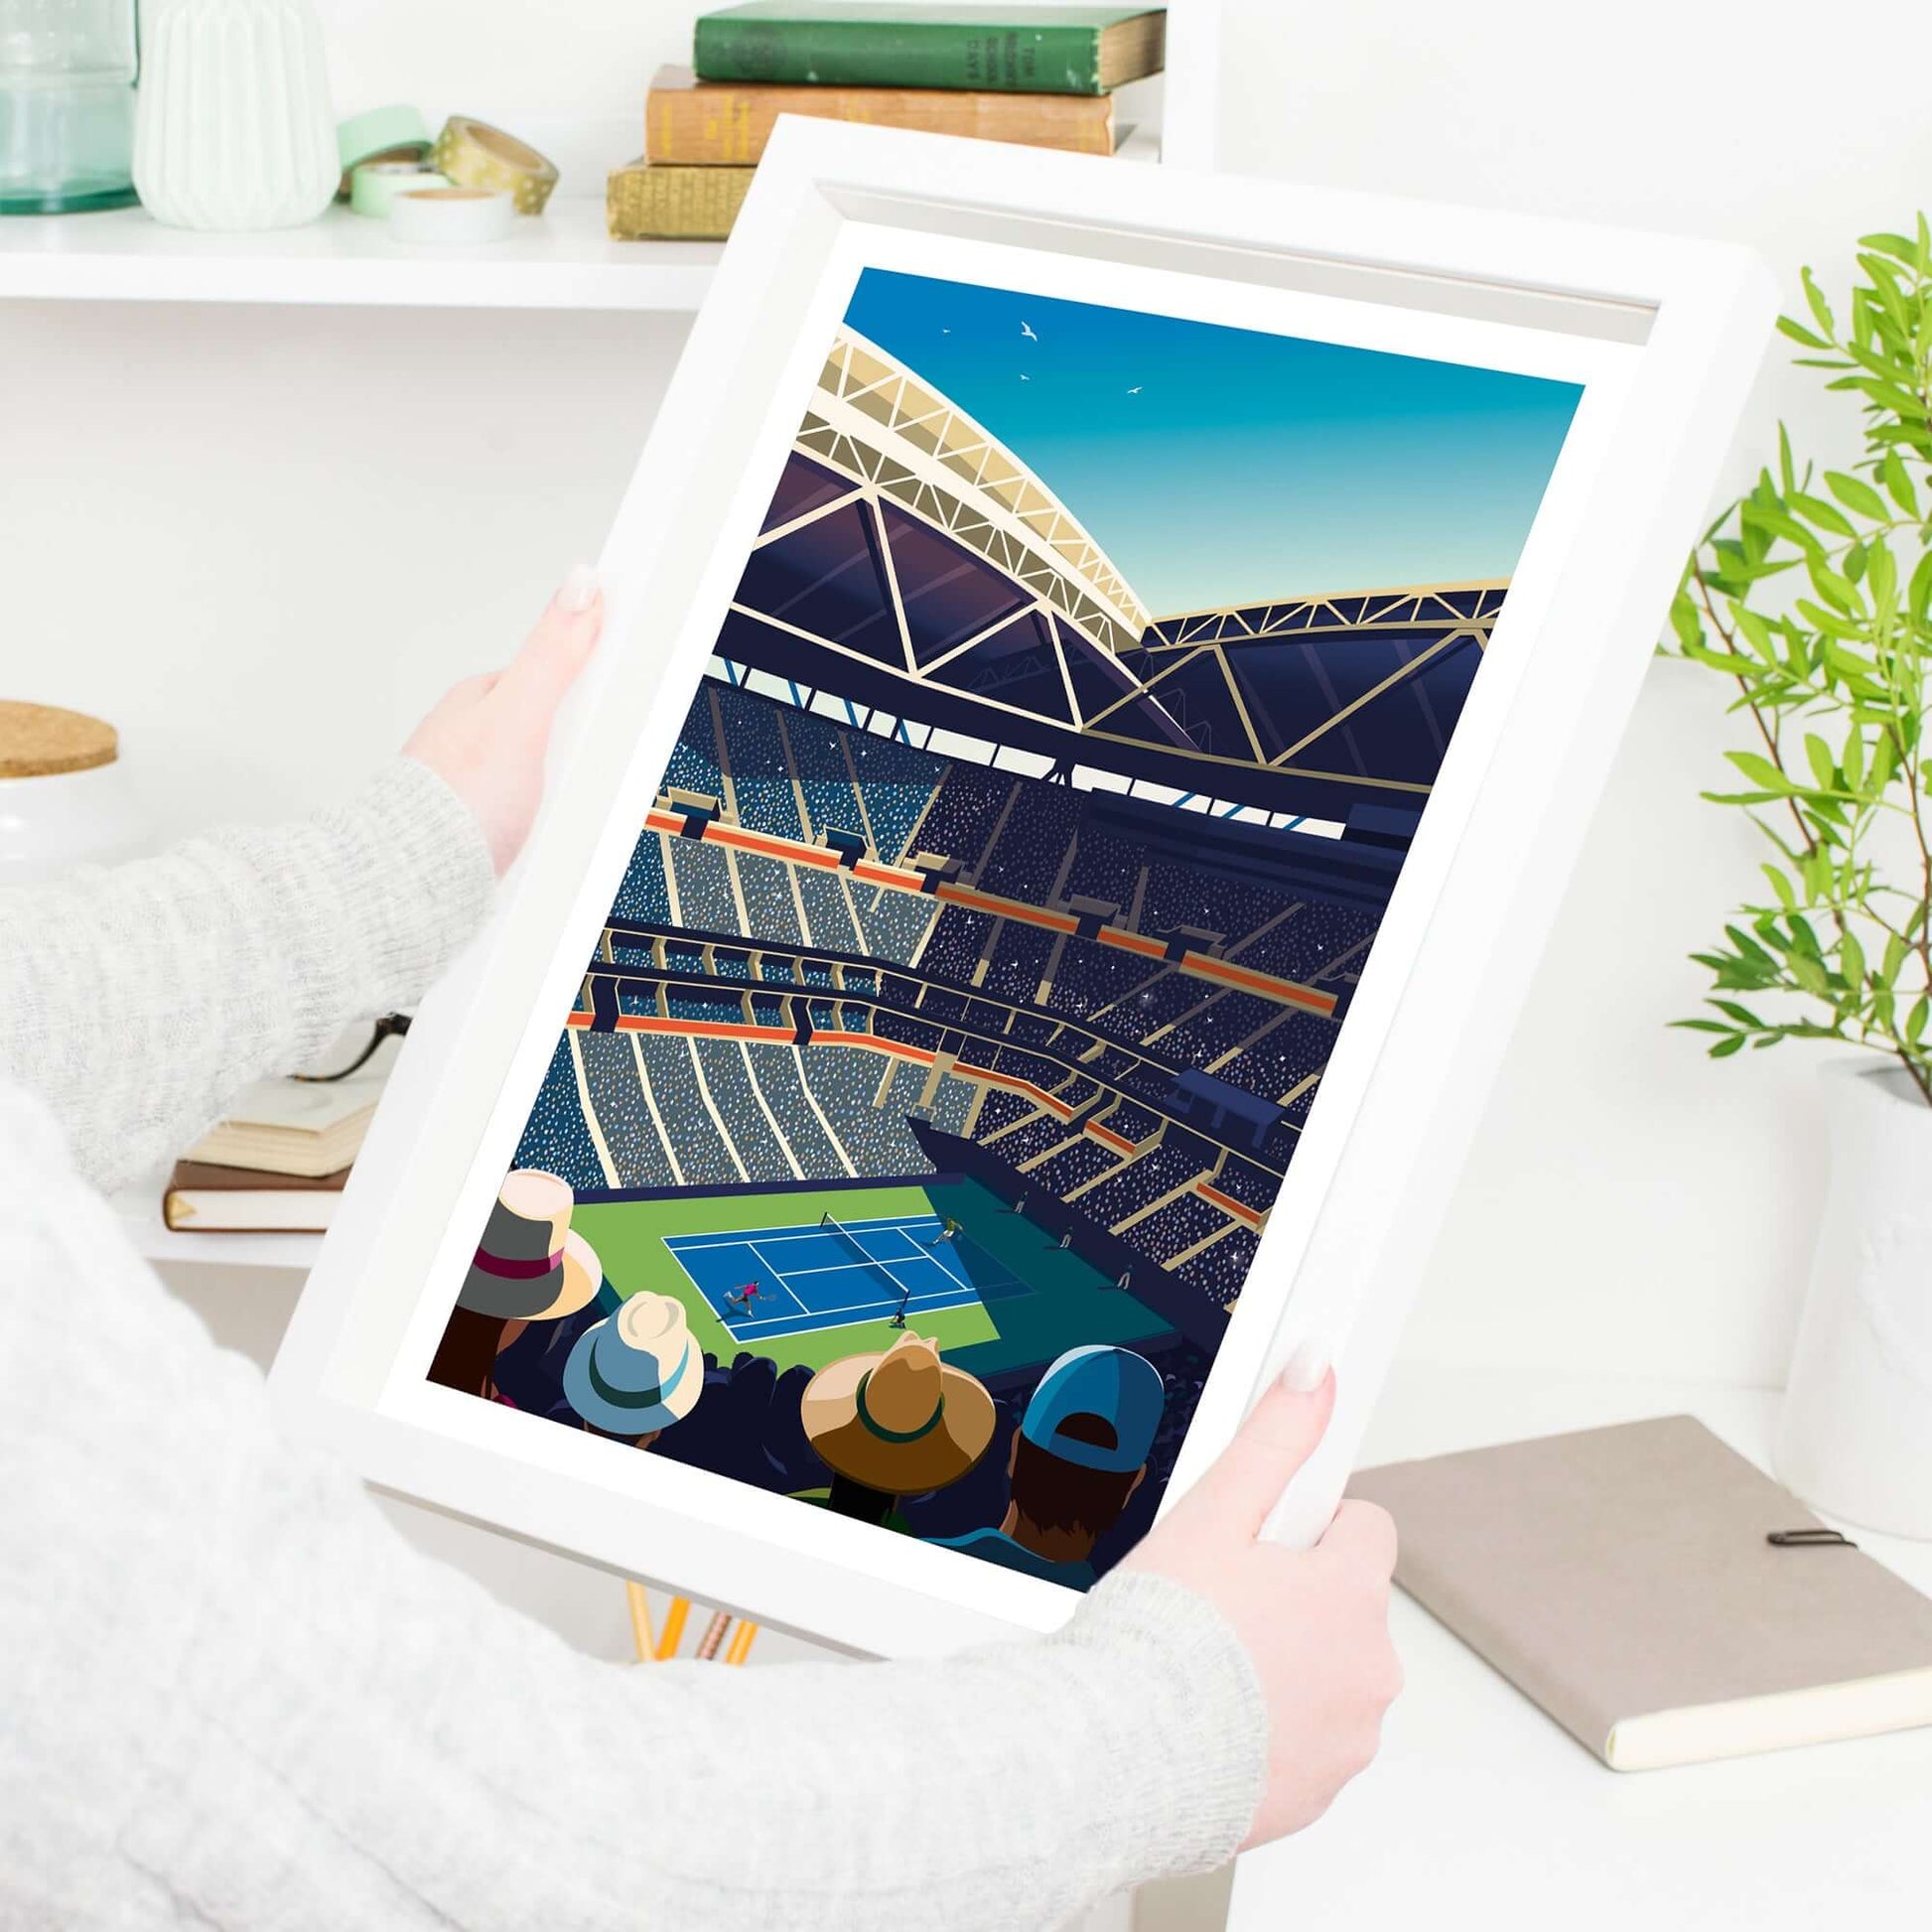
[928,1344,1167,1589]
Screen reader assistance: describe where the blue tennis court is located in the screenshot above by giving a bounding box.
[665,1212,1024,1342]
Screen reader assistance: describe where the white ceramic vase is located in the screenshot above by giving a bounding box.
[132,0,337,231]
[1775,1058,1932,1538]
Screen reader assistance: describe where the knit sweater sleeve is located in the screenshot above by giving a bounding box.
[0,1081,1268,1930]
[0,757,495,1192]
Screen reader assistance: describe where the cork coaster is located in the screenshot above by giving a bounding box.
[0,701,118,778]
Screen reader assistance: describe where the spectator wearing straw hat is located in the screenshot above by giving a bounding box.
[562,1291,702,1449]
[930,1345,1167,1590]
[799,1331,996,1525]
[427,1169,605,1401]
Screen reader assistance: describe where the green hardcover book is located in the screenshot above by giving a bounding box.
[692,4,1166,97]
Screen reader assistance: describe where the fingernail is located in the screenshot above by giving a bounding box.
[556,563,600,614]
[1280,1338,1331,1394]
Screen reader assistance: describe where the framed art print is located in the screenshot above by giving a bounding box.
[273,119,1774,1656]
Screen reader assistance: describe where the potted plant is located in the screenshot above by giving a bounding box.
[1672,218,1932,1537]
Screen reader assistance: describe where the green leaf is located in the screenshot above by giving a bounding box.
[1801,265,1837,340]
[1858,229,1925,265]
[1777,316,1830,350]
[1790,490,1857,537]
[1710,1034,1747,1058]
[1879,449,1921,517]
[1725,751,1797,794]
[1804,734,1837,789]
[1841,930,1866,987]
[1825,470,1889,520]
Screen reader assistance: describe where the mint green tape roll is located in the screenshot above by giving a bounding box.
[349,163,450,218]
[336,105,433,190]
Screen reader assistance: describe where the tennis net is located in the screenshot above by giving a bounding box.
[819,1212,909,1295]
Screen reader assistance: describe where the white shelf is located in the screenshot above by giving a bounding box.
[116,1184,323,1275]
[0,197,722,311]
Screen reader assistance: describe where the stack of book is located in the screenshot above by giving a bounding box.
[161,1069,386,1234]
[609,3,1168,241]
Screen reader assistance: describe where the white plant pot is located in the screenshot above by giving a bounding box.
[1775,1058,1932,1538]
[132,0,337,231]
[0,760,147,884]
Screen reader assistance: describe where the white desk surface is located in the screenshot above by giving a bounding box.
[1228,1365,1930,1931]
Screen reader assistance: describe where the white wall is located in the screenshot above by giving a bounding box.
[7,0,1928,1406]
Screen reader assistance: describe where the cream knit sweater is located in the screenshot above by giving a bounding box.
[0,759,1266,1932]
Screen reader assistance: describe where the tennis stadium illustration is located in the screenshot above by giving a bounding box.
[428,268,1580,1587]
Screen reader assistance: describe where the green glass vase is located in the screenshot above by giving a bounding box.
[0,0,140,213]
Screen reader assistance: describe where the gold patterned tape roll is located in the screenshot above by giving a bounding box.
[432,116,560,216]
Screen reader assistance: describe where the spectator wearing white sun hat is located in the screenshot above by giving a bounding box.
[563,1291,703,1449]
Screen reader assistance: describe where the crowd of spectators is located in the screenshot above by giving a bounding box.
[740,1044,844,1176]
[1061,824,1143,912]
[1130,1191,1234,1264]
[632,1034,738,1185]
[693,1037,790,1178]
[981,921,1055,1004]
[794,866,864,954]
[713,683,805,841]
[916,905,993,983]
[846,725,944,863]
[668,839,739,935]
[1074,1141,1206,1231]
[732,850,803,947]
[1175,1225,1259,1306]
[912,765,1014,869]
[575,1032,675,1189]
[977,784,1080,901]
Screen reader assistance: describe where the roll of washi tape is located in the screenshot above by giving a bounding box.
[432,115,560,216]
[336,105,434,196]
[388,185,517,245]
[349,163,451,219]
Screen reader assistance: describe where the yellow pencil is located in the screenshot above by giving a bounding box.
[624,1581,655,1663]
[724,1620,759,1666]
[654,1594,691,1661]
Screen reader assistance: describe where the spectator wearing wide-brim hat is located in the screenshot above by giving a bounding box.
[428,1169,604,1401]
[562,1291,701,1448]
[800,1332,996,1525]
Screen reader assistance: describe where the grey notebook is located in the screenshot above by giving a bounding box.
[1349,1415,1932,1770]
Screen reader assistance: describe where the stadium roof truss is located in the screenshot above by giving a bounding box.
[1099,585,1505,786]
[721,330,1510,824]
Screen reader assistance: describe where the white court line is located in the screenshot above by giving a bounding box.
[744,1242,810,1317]
[665,1214,942,1255]
[724,1285,972,1336]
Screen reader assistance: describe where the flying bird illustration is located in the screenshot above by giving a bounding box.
[1020,321,1038,342]
[1019,373,1031,381]
[1127,384,1143,394]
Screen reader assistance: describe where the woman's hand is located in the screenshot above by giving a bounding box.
[404,565,604,876]
[1124,1353,1402,1849]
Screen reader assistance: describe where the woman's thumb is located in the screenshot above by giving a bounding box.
[1186,1347,1335,1535]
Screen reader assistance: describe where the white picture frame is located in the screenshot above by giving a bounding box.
[271,118,1774,1658]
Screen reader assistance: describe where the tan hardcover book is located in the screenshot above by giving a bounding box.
[181,1070,382,1178]
[1349,1415,1932,1770]
[607,159,756,240]
[163,1159,348,1233]
[644,64,1115,165]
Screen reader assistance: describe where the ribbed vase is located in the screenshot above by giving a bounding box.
[132,0,338,230]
